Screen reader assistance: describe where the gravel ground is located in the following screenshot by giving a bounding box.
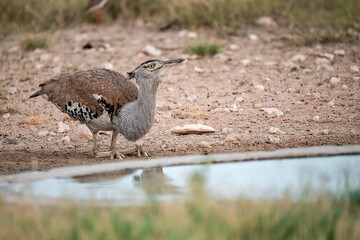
[0,24,359,174]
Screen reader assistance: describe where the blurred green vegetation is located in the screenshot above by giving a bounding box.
[1,0,359,42]
[21,36,48,51]
[185,41,220,56]
[1,178,360,240]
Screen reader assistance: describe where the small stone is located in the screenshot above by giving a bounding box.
[350,65,359,73]
[49,131,57,136]
[256,16,277,27]
[330,77,340,84]
[221,127,231,134]
[241,59,251,66]
[267,135,281,143]
[316,58,330,65]
[143,45,162,57]
[225,134,237,142]
[53,66,62,74]
[255,84,265,91]
[186,95,198,103]
[171,124,215,135]
[35,63,44,70]
[319,53,334,62]
[2,113,10,119]
[322,129,329,135]
[37,130,49,137]
[70,124,92,142]
[229,44,240,51]
[40,53,51,61]
[317,64,335,72]
[7,87,18,95]
[248,34,259,41]
[4,134,17,144]
[58,121,70,133]
[235,96,244,102]
[194,66,204,73]
[328,100,335,107]
[262,108,284,117]
[102,62,114,70]
[269,127,285,135]
[187,31,198,39]
[53,56,61,63]
[61,136,71,143]
[197,141,211,149]
[342,84,348,89]
[303,68,312,74]
[334,49,345,56]
[313,115,320,121]
[291,54,307,62]
[254,103,263,108]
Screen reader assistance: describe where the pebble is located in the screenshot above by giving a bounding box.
[229,44,240,51]
[342,84,348,89]
[334,49,345,56]
[262,108,284,117]
[303,68,312,74]
[37,130,49,137]
[58,121,70,133]
[350,65,359,73]
[61,136,71,143]
[143,45,162,57]
[328,100,335,107]
[178,30,198,39]
[291,54,307,62]
[317,64,335,72]
[322,129,330,135]
[70,124,92,142]
[194,66,204,73]
[102,62,114,70]
[255,84,265,91]
[225,134,238,142]
[53,66,62,74]
[40,53,51,61]
[186,95,198,103]
[235,96,244,102]
[221,127,232,134]
[53,56,61,63]
[248,34,259,41]
[197,141,211,149]
[329,77,340,84]
[256,16,277,27]
[171,124,215,135]
[319,53,334,62]
[268,127,285,135]
[313,115,320,121]
[7,87,18,95]
[241,59,251,66]
[267,135,281,143]
[316,58,330,65]
[2,113,10,119]
[4,134,17,144]
[35,63,44,70]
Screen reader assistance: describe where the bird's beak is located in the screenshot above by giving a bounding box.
[164,58,186,66]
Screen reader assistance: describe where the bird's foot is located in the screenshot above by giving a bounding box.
[95,150,125,160]
[119,144,150,158]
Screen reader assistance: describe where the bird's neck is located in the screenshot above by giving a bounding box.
[136,79,159,113]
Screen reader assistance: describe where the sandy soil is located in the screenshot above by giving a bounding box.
[0,24,359,174]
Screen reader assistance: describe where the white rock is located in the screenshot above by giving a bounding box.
[2,113,10,119]
[37,130,49,137]
[342,84,348,89]
[241,59,251,66]
[319,53,334,62]
[40,53,51,61]
[255,84,265,91]
[267,135,281,143]
[229,44,240,50]
[225,134,238,142]
[194,66,204,73]
[35,63,44,70]
[303,68,312,74]
[4,134,17,144]
[328,100,335,107]
[70,124,92,142]
[248,34,259,41]
[49,131,57,136]
[7,87,18,95]
[197,141,211,149]
[330,77,340,84]
[235,96,244,102]
[171,124,215,135]
[313,115,320,121]
[350,65,359,73]
[61,136,71,143]
[102,62,114,70]
[322,129,329,135]
[186,95,198,103]
[262,108,284,117]
[221,127,232,134]
[256,16,277,27]
[316,58,330,65]
[291,54,307,62]
[53,56,61,63]
[143,45,162,57]
[334,49,345,56]
[178,30,198,39]
[269,127,285,135]
[239,69,247,74]
[58,121,70,133]
[187,31,198,39]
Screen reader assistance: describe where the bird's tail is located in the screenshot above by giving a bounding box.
[29,90,42,99]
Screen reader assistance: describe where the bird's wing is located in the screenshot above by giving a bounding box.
[36,69,138,118]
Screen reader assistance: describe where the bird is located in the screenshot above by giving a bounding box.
[84,0,108,24]
[30,58,185,159]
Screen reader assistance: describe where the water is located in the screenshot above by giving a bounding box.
[1,155,359,204]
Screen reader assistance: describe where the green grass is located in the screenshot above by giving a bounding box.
[0,88,6,100]
[21,36,48,51]
[185,42,220,56]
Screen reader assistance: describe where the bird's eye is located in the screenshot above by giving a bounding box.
[148,63,155,69]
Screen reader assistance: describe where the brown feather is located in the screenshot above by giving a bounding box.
[34,69,138,118]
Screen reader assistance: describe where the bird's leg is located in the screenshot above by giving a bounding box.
[92,131,98,154]
[119,140,150,158]
[95,131,124,160]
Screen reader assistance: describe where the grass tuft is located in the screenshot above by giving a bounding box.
[185,42,220,56]
[21,36,48,51]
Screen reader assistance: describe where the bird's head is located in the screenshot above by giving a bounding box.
[127,58,185,84]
